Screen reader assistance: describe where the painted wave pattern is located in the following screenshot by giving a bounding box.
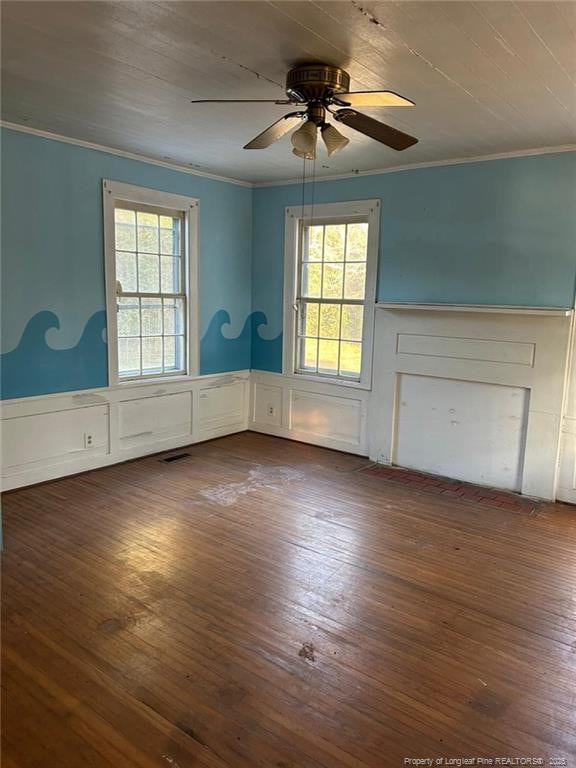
[1,309,282,399]
[200,309,282,374]
[0,310,109,400]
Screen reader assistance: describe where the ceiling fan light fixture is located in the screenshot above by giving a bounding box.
[291,119,318,159]
[194,64,418,156]
[321,123,350,157]
[292,147,316,160]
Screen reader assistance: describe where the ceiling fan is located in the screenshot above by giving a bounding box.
[191,64,418,159]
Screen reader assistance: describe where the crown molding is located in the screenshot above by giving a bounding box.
[2,120,574,189]
[252,144,576,188]
[0,121,253,188]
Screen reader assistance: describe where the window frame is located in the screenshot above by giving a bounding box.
[103,180,199,386]
[283,199,380,390]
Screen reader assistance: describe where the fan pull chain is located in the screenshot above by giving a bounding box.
[310,152,317,227]
[298,155,307,279]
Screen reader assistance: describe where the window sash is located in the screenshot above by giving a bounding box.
[294,219,369,381]
[294,299,364,380]
[294,296,365,305]
[116,295,188,381]
[282,200,379,390]
[114,201,187,380]
[114,200,185,219]
[117,291,187,300]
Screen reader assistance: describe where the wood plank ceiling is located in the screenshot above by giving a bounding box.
[1,1,575,183]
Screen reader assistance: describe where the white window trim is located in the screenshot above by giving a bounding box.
[283,199,380,390]
[103,179,199,386]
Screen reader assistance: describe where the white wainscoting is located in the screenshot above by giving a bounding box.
[1,371,250,491]
[370,309,573,500]
[3,311,575,501]
[250,372,369,456]
[251,309,573,501]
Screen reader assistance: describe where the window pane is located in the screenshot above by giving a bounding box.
[174,335,186,371]
[161,256,181,294]
[163,299,176,334]
[163,335,176,371]
[141,297,163,336]
[346,223,368,261]
[319,304,341,339]
[344,262,366,300]
[160,215,180,256]
[322,263,344,299]
[305,226,323,262]
[301,302,319,337]
[341,304,363,341]
[163,298,185,335]
[115,209,136,251]
[115,208,135,225]
[318,339,339,374]
[138,253,160,293]
[117,297,140,337]
[118,337,141,377]
[300,338,318,371]
[340,342,362,377]
[323,224,345,262]
[137,211,159,253]
[116,251,137,293]
[301,263,322,298]
[174,302,185,335]
[142,337,163,374]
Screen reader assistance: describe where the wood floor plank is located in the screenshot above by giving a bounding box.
[2,432,576,765]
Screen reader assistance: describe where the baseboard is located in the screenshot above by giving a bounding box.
[248,421,368,457]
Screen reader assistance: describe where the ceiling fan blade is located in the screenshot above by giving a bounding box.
[335,91,414,108]
[333,108,418,151]
[191,98,295,104]
[244,112,305,150]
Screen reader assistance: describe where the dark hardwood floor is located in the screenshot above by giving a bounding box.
[2,432,576,767]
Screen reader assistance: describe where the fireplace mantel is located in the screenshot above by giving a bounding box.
[376,303,572,317]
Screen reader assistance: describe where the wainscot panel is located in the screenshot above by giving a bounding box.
[118,392,192,451]
[250,371,369,456]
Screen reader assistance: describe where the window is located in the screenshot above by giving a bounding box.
[284,200,379,387]
[103,181,198,383]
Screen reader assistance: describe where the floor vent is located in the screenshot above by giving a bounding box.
[160,452,192,463]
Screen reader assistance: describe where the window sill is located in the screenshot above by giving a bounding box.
[276,370,372,392]
[110,372,199,389]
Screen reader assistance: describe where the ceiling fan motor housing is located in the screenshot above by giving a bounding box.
[286,64,351,103]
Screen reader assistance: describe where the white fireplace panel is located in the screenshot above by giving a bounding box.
[394,374,529,491]
[396,333,535,366]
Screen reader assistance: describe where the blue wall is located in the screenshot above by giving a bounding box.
[1,128,253,398]
[2,127,575,397]
[252,152,576,372]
